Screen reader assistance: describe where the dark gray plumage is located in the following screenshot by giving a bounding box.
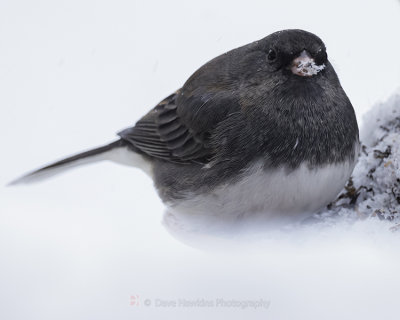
[11,29,359,223]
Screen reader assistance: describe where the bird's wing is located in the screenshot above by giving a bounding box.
[118,88,239,164]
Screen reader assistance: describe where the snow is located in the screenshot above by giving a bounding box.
[290,50,325,76]
[1,1,400,320]
[319,92,400,225]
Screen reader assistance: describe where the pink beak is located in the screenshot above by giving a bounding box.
[290,50,325,77]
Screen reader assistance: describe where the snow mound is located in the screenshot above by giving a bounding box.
[321,91,400,229]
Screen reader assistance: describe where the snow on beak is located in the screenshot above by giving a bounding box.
[290,50,325,77]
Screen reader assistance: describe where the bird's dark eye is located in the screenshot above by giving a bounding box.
[267,49,277,61]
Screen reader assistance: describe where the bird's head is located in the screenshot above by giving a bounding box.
[259,29,328,77]
[182,29,338,101]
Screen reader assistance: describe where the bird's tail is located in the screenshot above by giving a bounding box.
[8,140,147,186]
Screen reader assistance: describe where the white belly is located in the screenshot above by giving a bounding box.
[166,160,356,227]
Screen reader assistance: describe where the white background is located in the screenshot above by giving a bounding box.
[1,0,400,319]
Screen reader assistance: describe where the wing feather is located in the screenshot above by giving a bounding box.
[118,77,241,163]
[118,90,208,163]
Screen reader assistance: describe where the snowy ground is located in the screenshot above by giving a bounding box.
[1,1,400,319]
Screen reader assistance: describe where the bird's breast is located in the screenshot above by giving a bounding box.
[167,158,357,226]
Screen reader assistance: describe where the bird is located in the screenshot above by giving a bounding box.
[10,29,359,225]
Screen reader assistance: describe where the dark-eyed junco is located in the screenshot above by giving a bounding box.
[11,29,359,224]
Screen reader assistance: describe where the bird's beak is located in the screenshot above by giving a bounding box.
[290,50,325,77]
